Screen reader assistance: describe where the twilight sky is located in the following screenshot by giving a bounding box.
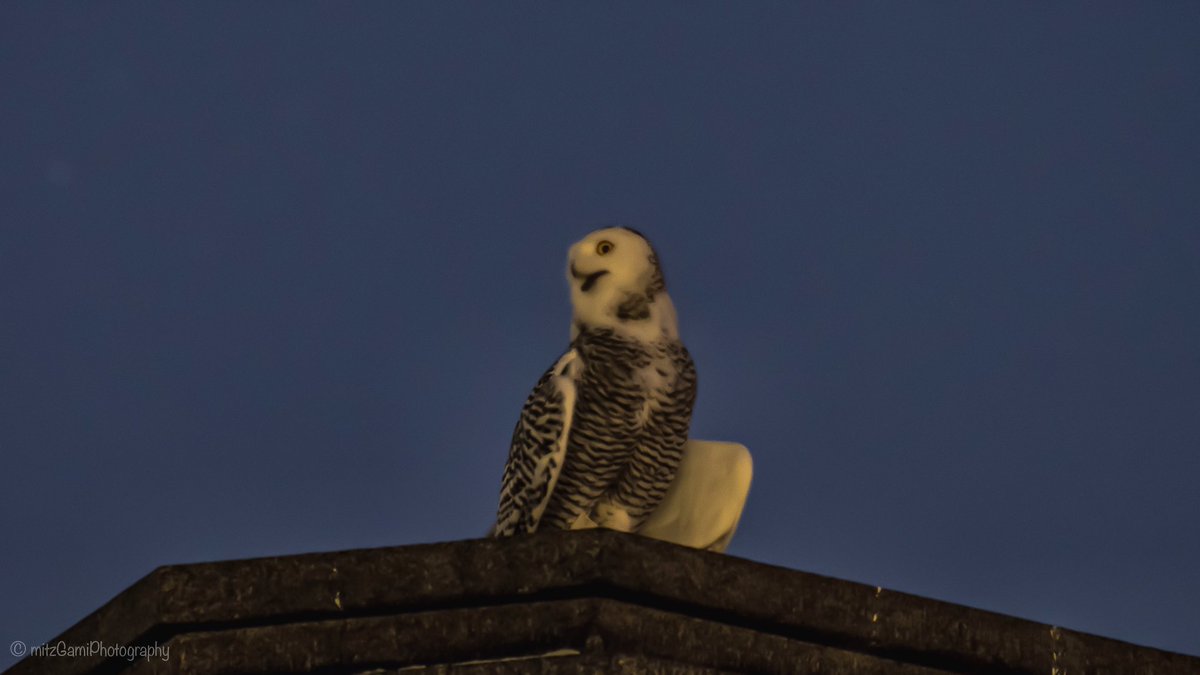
[2,3,1198,667]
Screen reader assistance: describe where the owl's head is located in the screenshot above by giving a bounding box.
[565,227,678,342]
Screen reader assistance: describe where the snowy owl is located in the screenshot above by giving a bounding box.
[494,227,697,537]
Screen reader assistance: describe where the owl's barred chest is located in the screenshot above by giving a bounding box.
[571,330,692,430]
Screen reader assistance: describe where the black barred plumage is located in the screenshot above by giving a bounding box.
[540,328,696,529]
[494,352,577,536]
[494,227,696,537]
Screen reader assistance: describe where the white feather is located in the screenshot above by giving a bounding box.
[638,440,753,552]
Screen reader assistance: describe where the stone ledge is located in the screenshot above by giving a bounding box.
[7,530,1198,675]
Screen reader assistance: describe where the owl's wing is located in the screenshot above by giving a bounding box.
[494,349,579,537]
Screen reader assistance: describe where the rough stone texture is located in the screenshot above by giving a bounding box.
[6,530,1198,675]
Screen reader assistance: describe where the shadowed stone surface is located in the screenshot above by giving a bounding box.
[6,530,1198,674]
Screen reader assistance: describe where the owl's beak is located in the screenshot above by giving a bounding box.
[570,263,609,292]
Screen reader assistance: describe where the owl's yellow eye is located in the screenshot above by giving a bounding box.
[596,240,615,256]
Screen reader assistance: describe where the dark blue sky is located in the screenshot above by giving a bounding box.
[2,3,1198,667]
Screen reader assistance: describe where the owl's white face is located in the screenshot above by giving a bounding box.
[566,227,678,342]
